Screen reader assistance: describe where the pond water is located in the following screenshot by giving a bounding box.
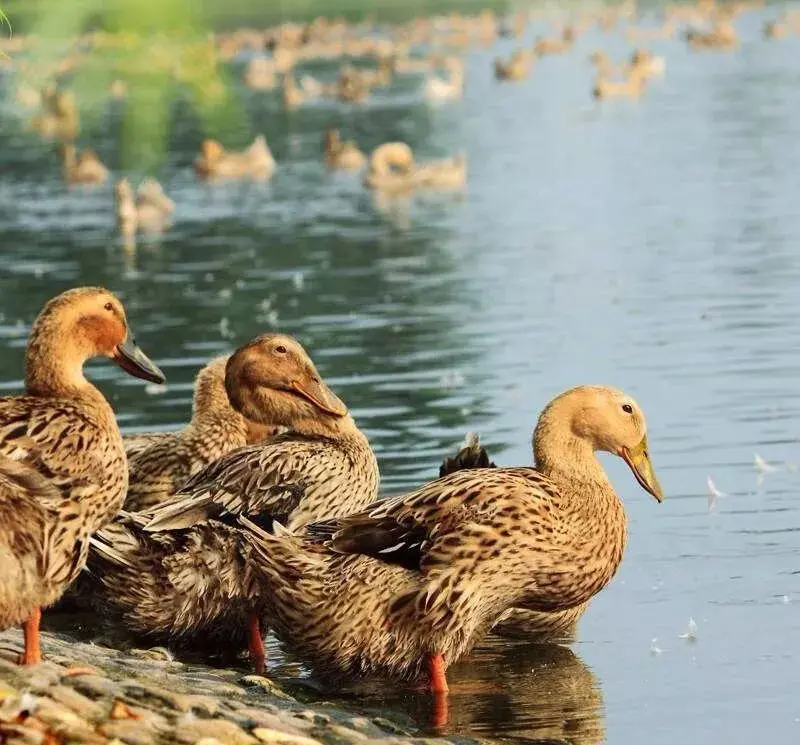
[1,3,799,743]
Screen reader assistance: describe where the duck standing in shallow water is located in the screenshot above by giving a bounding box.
[123,356,283,512]
[437,433,586,641]
[0,287,164,665]
[86,334,378,672]
[240,385,663,704]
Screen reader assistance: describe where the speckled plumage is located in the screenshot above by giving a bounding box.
[123,356,282,512]
[85,334,379,652]
[241,385,663,686]
[0,288,163,661]
[437,432,586,642]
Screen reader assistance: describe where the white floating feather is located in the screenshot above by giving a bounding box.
[678,617,698,642]
[754,454,777,473]
[707,477,726,513]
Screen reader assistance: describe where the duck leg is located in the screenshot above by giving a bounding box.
[247,615,266,674]
[428,654,450,728]
[18,608,42,665]
[428,653,449,692]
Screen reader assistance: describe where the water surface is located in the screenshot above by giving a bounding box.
[1,4,800,743]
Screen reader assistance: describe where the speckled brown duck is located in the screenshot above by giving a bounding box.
[0,287,164,665]
[85,333,378,671]
[123,355,284,512]
[239,385,663,699]
[437,432,586,642]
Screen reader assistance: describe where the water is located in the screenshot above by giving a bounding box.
[2,3,800,743]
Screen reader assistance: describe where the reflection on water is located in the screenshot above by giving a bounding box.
[3,2,800,744]
[270,640,604,743]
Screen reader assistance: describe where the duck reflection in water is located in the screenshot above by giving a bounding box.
[439,639,604,743]
[300,640,604,741]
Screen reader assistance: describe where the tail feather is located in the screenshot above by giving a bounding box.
[439,432,496,477]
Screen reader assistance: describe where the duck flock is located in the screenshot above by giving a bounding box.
[0,287,661,721]
[0,0,796,725]
[4,0,799,240]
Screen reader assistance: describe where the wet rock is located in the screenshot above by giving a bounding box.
[99,717,160,745]
[174,717,258,745]
[46,684,106,720]
[122,682,218,715]
[70,674,121,700]
[34,698,105,743]
[251,728,323,745]
[0,722,46,745]
[0,630,457,745]
[239,676,294,701]
[324,724,372,741]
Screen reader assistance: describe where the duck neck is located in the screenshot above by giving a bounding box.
[533,414,628,579]
[61,146,76,177]
[25,322,103,404]
[289,411,363,442]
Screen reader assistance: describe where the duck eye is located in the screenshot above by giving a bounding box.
[622,404,633,414]
[104,302,114,312]
[275,345,287,354]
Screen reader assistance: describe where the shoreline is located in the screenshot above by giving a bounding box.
[0,629,463,745]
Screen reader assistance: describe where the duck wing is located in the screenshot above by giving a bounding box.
[0,396,109,502]
[307,466,553,571]
[141,432,344,531]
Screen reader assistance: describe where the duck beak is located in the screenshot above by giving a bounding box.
[620,435,663,502]
[112,336,166,385]
[289,377,347,418]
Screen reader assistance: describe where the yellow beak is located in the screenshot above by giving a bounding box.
[620,434,664,503]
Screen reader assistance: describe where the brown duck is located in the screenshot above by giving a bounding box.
[240,385,663,700]
[123,355,283,512]
[86,334,378,671]
[0,287,164,665]
[437,432,585,642]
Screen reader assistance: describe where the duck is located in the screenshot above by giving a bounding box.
[60,143,109,185]
[437,432,586,643]
[629,49,666,79]
[115,178,175,239]
[533,26,576,56]
[337,67,370,103]
[763,19,791,39]
[84,333,379,672]
[194,136,276,181]
[625,19,676,41]
[424,57,464,101]
[0,287,164,665]
[29,88,79,140]
[365,143,467,192]
[282,75,306,109]
[323,129,367,171]
[685,22,739,50]
[589,50,623,77]
[123,355,283,513]
[494,49,533,81]
[414,153,467,190]
[592,68,647,100]
[364,142,416,191]
[239,385,663,697]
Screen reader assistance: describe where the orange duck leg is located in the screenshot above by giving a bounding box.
[18,607,42,665]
